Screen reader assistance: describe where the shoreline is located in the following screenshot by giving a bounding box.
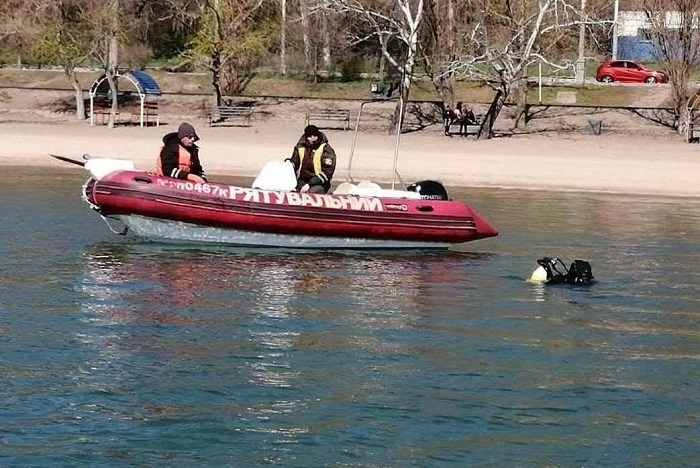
[2,120,700,199]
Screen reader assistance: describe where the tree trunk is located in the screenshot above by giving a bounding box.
[480,83,508,139]
[280,0,286,75]
[107,0,119,129]
[389,66,412,135]
[433,74,453,106]
[65,67,85,120]
[669,67,691,131]
[107,36,119,129]
[322,10,331,69]
[212,52,223,106]
[378,49,386,82]
[512,75,529,128]
[300,0,313,80]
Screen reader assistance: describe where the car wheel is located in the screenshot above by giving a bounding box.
[645,76,657,83]
[601,75,614,83]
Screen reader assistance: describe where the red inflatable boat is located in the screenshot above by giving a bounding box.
[77,158,498,249]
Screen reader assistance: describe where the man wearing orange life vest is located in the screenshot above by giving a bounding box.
[288,125,336,193]
[157,122,208,183]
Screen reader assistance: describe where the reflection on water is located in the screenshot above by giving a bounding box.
[3,168,700,465]
[75,244,494,433]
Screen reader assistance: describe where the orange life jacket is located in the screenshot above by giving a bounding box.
[156,144,192,177]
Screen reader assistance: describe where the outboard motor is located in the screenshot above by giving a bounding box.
[406,180,450,200]
[530,257,595,285]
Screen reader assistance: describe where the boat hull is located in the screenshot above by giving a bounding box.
[112,215,452,249]
[84,171,498,248]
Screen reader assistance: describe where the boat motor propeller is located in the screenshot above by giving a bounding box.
[530,257,595,285]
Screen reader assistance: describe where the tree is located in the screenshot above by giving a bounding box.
[295,0,337,80]
[82,0,122,128]
[642,0,700,129]
[445,0,611,137]
[32,0,96,120]
[420,0,463,106]
[185,0,275,105]
[0,1,34,42]
[328,0,424,134]
[0,0,43,66]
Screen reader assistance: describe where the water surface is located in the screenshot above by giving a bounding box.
[1,167,699,466]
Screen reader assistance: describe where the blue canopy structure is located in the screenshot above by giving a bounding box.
[127,69,161,96]
[89,70,162,127]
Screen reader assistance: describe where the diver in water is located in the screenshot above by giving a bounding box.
[530,257,595,285]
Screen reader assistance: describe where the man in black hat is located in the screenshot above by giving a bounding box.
[157,122,207,183]
[288,124,336,193]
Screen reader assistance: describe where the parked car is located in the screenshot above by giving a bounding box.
[596,60,668,83]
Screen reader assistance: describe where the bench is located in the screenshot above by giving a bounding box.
[209,106,253,127]
[91,105,117,125]
[118,101,160,126]
[688,122,700,143]
[447,114,485,137]
[143,101,159,126]
[305,109,351,130]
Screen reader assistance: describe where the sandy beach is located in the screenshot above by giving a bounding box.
[1,94,699,198]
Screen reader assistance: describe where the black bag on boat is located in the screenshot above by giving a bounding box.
[406,180,450,200]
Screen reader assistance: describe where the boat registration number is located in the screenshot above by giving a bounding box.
[156,179,386,212]
[156,179,230,197]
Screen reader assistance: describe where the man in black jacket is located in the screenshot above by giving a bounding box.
[157,122,207,184]
[288,125,336,193]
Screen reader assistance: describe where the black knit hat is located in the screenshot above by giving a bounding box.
[178,122,199,141]
[304,125,320,137]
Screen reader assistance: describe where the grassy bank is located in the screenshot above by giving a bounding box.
[0,67,640,107]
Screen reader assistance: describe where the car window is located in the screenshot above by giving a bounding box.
[610,61,625,68]
[628,62,641,70]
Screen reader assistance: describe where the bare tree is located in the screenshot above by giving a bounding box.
[79,0,123,128]
[328,0,424,134]
[293,0,338,80]
[0,1,34,43]
[31,0,100,120]
[280,0,287,74]
[642,0,700,128]
[0,1,45,66]
[446,0,611,137]
[299,0,314,76]
[420,0,466,106]
[184,0,274,105]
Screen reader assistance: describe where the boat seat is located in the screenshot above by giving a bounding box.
[252,161,297,191]
[331,180,423,199]
[332,182,356,194]
[356,180,382,190]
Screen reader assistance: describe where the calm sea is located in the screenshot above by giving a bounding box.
[1,167,700,467]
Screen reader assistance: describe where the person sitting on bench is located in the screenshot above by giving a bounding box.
[456,103,477,137]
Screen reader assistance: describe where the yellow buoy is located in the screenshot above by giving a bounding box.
[528,265,548,283]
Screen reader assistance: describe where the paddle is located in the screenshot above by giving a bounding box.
[49,154,86,167]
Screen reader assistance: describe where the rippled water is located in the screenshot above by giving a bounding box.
[2,167,700,466]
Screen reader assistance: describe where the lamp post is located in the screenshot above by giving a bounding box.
[575,0,587,84]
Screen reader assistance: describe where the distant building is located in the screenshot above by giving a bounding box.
[617,11,656,61]
[616,8,694,61]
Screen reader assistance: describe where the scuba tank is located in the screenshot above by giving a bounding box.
[530,257,595,285]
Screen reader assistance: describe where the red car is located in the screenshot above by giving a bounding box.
[596,60,668,83]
